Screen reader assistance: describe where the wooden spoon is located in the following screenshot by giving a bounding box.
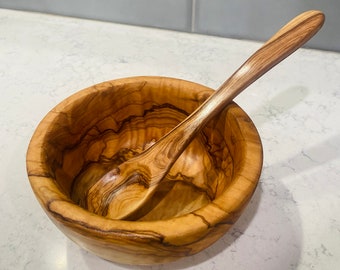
[86,10,324,220]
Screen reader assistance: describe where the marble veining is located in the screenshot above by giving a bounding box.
[0,8,339,270]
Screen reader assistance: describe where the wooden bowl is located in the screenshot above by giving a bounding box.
[26,76,263,265]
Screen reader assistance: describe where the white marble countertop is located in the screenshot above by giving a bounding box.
[1,8,339,270]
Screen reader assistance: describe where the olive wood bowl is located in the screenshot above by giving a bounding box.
[26,76,263,265]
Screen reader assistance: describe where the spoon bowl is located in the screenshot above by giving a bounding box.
[26,76,263,264]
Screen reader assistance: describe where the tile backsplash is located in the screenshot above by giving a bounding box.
[194,0,339,52]
[0,0,338,51]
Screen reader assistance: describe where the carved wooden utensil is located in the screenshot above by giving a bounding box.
[86,10,324,220]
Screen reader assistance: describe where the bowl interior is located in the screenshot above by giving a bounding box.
[34,76,258,221]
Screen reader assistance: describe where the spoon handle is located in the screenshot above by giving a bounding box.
[142,10,324,178]
[86,10,324,220]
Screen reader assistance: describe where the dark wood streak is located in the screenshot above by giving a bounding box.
[46,197,234,259]
[49,102,190,153]
[46,201,165,241]
[191,212,212,228]
[45,201,204,258]
[46,103,190,192]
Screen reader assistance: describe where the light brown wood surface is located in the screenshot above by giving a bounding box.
[26,10,324,265]
[26,76,263,264]
[85,10,325,220]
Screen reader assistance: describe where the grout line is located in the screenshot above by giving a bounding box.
[191,0,196,32]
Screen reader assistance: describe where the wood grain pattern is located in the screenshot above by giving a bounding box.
[85,10,325,220]
[26,10,324,265]
[26,76,262,264]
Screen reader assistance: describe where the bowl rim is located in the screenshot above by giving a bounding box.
[26,76,263,243]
